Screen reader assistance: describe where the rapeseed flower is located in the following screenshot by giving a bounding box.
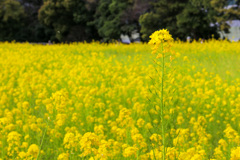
[57,152,69,160]
[123,146,138,158]
[0,41,239,159]
[27,144,39,158]
[231,147,240,160]
[148,29,174,57]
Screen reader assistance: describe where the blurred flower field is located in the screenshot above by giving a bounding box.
[0,40,239,160]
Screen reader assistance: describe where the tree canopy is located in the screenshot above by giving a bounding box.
[0,0,25,41]
[0,0,239,42]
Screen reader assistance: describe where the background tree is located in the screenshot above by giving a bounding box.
[139,12,161,41]
[92,0,150,42]
[18,0,55,42]
[0,0,25,41]
[120,0,150,38]
[62,0,99,41]
[139,0,220,41]
[92,0,130,42]
[176,0,219,40]
[211,0,240,33]
[139,0,188,41]
[0,0,238,42]
[38,0,98,42]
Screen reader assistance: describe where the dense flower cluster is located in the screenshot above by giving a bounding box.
[0,40,239,159]
[148,29,174,58]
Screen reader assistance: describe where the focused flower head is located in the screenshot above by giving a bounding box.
[149,29,173,45]
[148,29,174,57]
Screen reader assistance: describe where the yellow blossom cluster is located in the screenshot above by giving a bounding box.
[148,29,176,59]
[0,40,239,159]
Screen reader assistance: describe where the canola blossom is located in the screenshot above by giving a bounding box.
[0,41,239,159]
[148,29,176,160]
[148,29,174,59]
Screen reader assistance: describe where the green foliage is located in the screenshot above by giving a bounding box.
[211,0,240,33]
[92,0,129,42]
[0,0,25,41]
[20,0,55,42]
[0,0,24,22]
[176,2,219,39]
[139,0,187,41]
[0,0,238,42]
[93,0,150,42]
[38,0,98,42]
[0,0,54,42]
[38,1,73,41]
[139,12,160,41]
[139,0,220,41]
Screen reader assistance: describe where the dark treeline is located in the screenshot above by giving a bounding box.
[0,0,239,42]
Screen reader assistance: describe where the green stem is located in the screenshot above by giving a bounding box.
[36,118,49,160]
[161,43,165,160]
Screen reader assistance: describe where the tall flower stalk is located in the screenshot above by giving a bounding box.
[149,29,174,160]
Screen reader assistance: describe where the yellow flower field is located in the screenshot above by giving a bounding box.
[0,40,239,160]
